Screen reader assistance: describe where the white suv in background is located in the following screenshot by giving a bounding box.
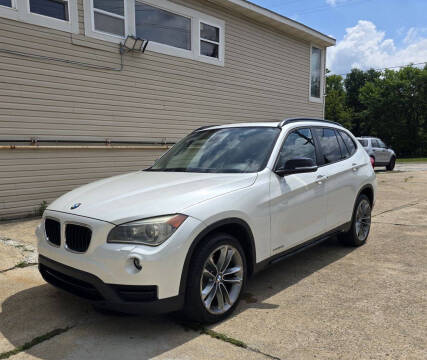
[357,137,396,171]
[37,119,376,323]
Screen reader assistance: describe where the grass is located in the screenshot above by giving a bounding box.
[397,158,427,163]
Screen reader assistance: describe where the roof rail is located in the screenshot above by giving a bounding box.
[192,125,218,133]
[278,118,342,128]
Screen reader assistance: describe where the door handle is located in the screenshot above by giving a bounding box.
[352,163,359,172]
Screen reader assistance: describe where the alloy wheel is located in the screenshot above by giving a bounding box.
[355,199,371,241]
[200,245,243,315]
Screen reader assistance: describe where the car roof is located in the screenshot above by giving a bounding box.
[194,118,344,132]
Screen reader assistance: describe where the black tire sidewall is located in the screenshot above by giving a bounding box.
[387,157,396,171]
[184,232,247,324]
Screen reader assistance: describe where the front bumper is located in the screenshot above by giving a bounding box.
[39,255,184,314]
[37,210,204,300]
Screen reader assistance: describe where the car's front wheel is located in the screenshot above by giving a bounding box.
[184,233,247,323]
[339,194,372,246]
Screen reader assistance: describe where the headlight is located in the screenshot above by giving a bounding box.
[107,214,187,246]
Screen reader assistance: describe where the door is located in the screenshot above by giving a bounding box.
[270,128,327,254]
[313,128,360,230]
[377,139,391,163]
[371,139,387,163]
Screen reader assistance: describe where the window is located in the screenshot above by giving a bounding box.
[336,131,350,159]
[339,131,357,155]
[377,139,387,149]
[29,0,69,20]
[93,0,125,36]
[0,0,12,8]
[135,2,191,50]
[200,22,220,58]
[277,128,317,168]
[310,45,323,102]
[0,0,78,32]
[314,128,342,164]
[84,0,225,65]
[358,139,368,147]
[371,139,380,148]
[148,127,280,173]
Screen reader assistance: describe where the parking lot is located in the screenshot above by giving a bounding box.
[1,163,426,360]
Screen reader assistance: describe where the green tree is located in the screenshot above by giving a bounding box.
[325,74,352,128]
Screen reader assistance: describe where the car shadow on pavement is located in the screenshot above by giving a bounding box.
[235,236,355,313]
[0,236,355,359]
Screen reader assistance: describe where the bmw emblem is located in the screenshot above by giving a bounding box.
[70,203,81,210]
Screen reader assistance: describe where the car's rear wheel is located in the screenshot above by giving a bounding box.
[339,194,372,247]
[386,156,396,171]
[184,233,246,323]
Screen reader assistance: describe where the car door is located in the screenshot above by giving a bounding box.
[270,128,327,254]
[371,139,386,163]
[313,128,357,231]
[377,139,391,163]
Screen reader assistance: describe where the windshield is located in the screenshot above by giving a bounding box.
[148,127,280,173]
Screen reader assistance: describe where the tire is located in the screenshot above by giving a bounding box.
[386,156,396,171]
[183,232,247,324]
[339,194,372,247]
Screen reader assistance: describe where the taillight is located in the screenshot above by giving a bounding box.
[370,157,375,167]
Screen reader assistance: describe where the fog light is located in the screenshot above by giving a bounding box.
[133,257,142,271]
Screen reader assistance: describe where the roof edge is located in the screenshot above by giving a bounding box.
[210,0,336,47]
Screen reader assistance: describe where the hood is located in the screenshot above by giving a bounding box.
[47,171,257,224]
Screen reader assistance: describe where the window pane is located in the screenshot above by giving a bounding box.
[94,0,124,16]
[0,0,12,7]
[29,0,69,21]
[340,131,357,154]
[378,139,386,148]
[371,139,379,148]
[310,47,321,98]
[314,128,342,164]
[149,127,280,173]
[358,139,368,147]
[135,3,191,50]
[336,131,350,159]
[201,40,219,58]
[94,11,124,36]
[200,22,219,42]
[277,128,317,168]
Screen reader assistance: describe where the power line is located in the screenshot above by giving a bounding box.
[331,62,427,76]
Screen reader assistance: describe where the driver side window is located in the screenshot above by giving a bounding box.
[277,128,317,169]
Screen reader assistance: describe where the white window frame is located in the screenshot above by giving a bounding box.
[0,0,78,33]
[309,44,325,103]
[84,0,131,43]
[197,18,225,66]
[0,0,18,21]
[83,0,225,66]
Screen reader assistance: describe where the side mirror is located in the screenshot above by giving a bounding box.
[275,158,318,177]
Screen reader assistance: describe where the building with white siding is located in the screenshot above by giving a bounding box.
[0,0,335,220]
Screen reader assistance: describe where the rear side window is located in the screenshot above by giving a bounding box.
[314,128,342,164]
[277,128,317,168]
[377,139,387,148]
[371,139,380,148]
[339,131,357,156]
[336,132,350,158]
[358,139,368,147]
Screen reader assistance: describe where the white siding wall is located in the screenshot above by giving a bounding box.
[0,0,324,219]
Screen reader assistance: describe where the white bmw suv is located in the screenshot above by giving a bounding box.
[37,119,376,323]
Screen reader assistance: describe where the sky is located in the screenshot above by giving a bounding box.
[249,0,427,75]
